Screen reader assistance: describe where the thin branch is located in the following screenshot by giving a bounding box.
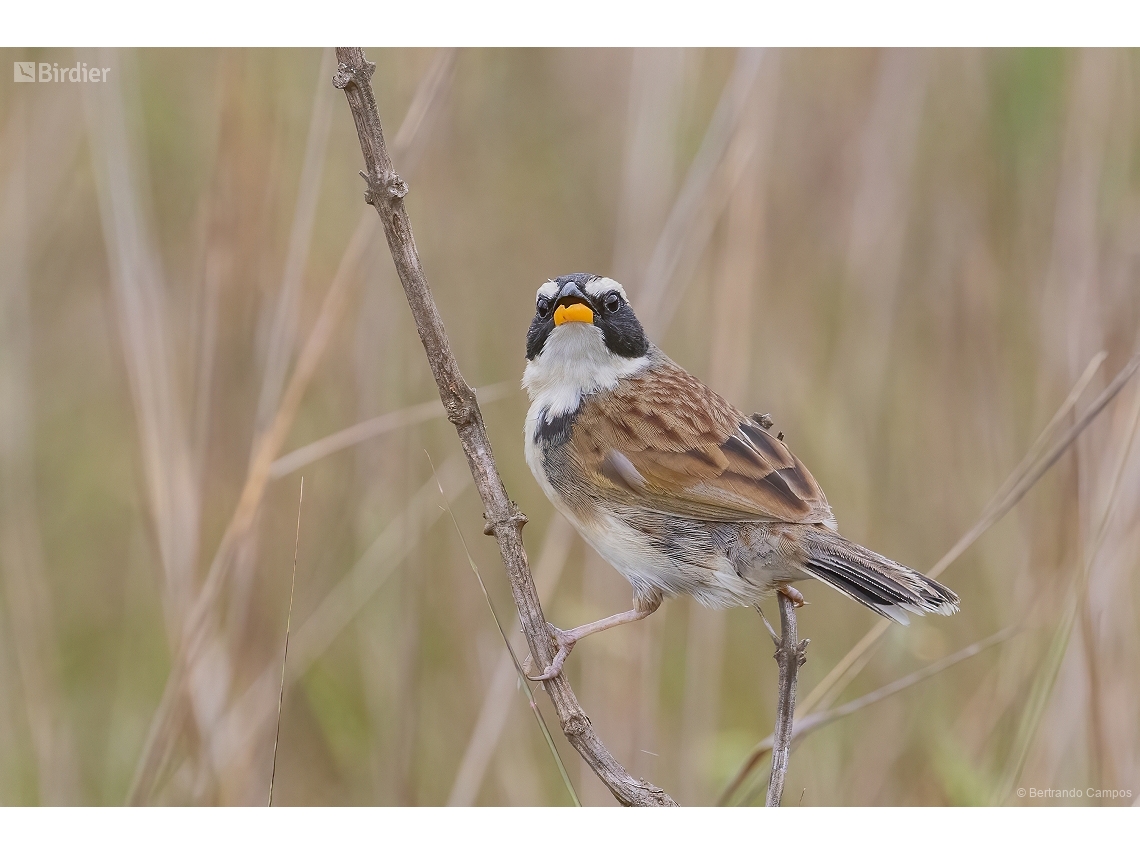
[766,592,806,807]
[333,46,676,806]
[268,477,303,807]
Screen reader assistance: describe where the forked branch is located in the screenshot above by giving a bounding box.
[333,46,675,806]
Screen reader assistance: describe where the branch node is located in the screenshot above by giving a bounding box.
[332,58,375,91]
[444,395,478,427]
[563,709,592,736]
[386,173,409,199]
[483,506,529,536]
[773,636,809,668]
[359,170,410,208]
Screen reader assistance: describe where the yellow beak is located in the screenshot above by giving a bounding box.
[554,302,594,326]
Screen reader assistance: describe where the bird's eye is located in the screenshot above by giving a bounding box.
[604,293,622,313]
[536,298,551,318]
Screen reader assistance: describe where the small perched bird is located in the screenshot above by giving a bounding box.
[522,273,959,681]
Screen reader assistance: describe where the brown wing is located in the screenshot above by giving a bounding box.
[570,359,834,525]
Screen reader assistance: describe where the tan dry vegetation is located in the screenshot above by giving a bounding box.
[0,47,1138,806]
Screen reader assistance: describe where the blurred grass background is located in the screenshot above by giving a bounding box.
[0,46,1138,806]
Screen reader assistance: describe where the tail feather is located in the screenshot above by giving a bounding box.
[802,533,959,625]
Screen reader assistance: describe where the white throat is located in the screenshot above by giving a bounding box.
[523,323,648,418]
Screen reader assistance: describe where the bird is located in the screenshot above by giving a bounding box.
[521,273,959,681]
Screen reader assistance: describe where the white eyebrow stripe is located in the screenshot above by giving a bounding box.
[536,280,560,299]
[584,276,628,300]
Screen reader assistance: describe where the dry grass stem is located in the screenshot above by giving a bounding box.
[993,354,1140,803]
[126,47,456,804]
[719,348,1140,806]
[267,477,303,806]
[637,49,767,337]
[255,48,336,434]
[211,454,470,770]
[428,455,580,805]
[738,626,1018,805]
[447,516,574,805]
[269,381,515,480]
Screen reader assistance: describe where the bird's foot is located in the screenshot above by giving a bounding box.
[527,624,577,682]
[777,584,806,608]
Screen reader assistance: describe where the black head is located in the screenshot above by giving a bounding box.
[525,274,649,361]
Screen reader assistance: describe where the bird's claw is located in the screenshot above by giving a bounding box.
[527,623,576,682]
[777,584,806,608]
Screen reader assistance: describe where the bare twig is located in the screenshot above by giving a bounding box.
[268,477,303,806]
[766,592,807,806]
[333,46,676,806]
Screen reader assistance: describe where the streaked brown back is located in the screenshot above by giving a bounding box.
[568,356,834,525]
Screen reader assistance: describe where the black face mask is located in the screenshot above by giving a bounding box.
[526,274,648,362]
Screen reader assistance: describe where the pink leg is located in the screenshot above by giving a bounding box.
[777,584,805,607]
[529,599,661,682]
